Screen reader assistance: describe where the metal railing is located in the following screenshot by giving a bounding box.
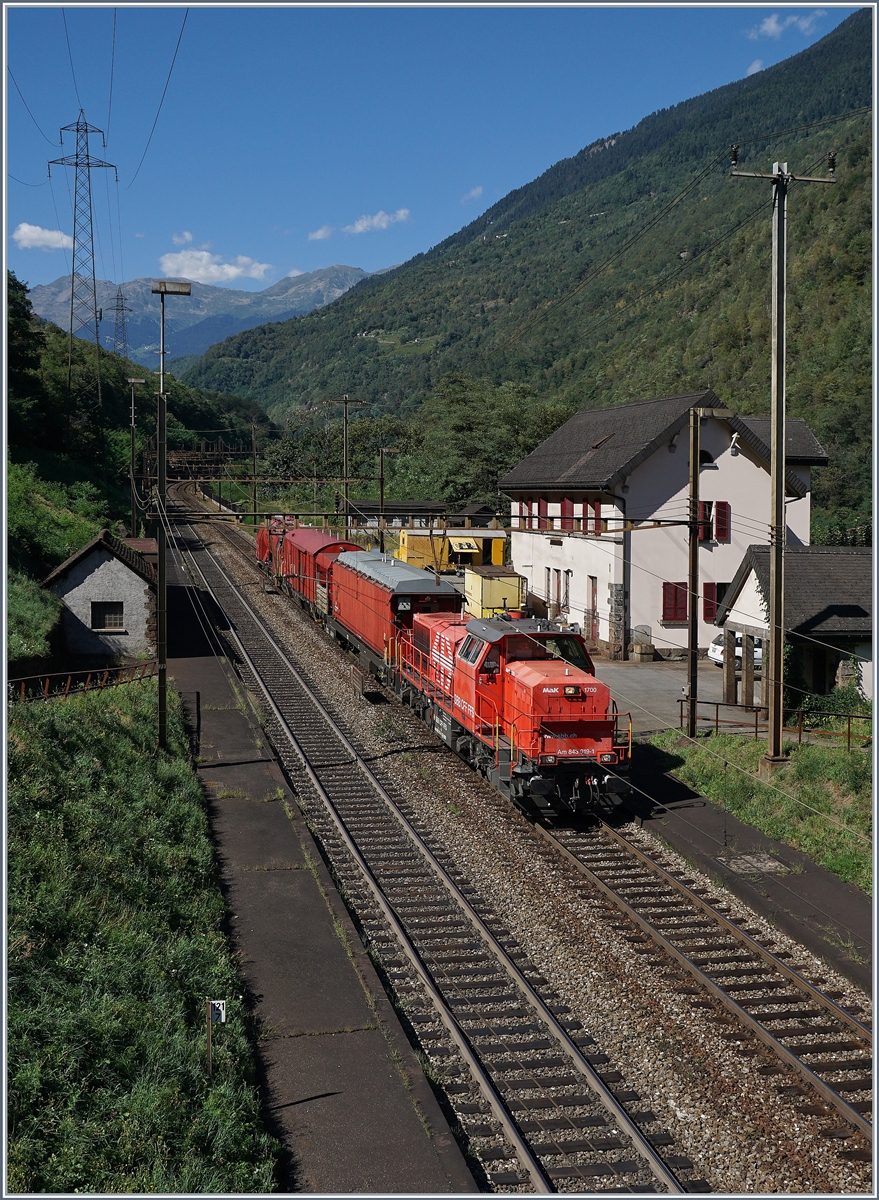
[9,661,158,703]
[677,698,871,750]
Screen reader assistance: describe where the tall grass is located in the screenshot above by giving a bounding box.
[648,730,872,895]
[7,569,62,665]
[7,682,279,1192]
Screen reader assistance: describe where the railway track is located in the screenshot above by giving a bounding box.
[540,823,872,1158]
[168,486,871,1185]
[167,496,700,1193]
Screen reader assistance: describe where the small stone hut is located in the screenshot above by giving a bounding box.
[42,530,157,660]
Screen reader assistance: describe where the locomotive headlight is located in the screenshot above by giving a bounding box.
[600,752,617,763]
[563,685,581,697]
[540,754,557,765]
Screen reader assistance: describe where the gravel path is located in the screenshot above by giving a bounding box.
[205,528,872,1194]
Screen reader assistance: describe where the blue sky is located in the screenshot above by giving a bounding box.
[6,5,861,292]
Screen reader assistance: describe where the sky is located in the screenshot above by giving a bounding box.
[5,4,863,293]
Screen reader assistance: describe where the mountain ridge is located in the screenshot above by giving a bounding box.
[28,264,369,367]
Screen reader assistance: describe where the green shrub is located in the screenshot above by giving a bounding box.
[7,570,62,665]
[7,684,279,1192]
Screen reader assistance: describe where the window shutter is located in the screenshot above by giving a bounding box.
[715,501,731,542]
[561,497,574,530]
[698,500,713,541]
[538,498,549,530]
[662,582,688,622]
[703,582,718,622]
[591,500,601,534]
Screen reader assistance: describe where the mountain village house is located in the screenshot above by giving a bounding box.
[499,391,828,659]
[42,531,157,661]
[716,545,872,698]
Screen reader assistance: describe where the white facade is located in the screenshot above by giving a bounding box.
[508,413,812,656]
[48,548,155,658]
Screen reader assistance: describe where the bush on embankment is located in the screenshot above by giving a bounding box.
[647,730,872,895]
[7,682,279,1193]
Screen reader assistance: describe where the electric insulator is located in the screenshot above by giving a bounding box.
[827,151,836,173]
[729,143,739,166]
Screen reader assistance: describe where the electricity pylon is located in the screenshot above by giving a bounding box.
[113,284,131,360]
[49,111,116,454]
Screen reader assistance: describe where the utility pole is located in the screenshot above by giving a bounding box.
[128,378,146,536]
[49,112,115,457]
[251,423,257,529]
[151,281,191,752]
[379,447,399,554]
[687,405,700,739]
[731,146,835,772]
[339,394,363,535]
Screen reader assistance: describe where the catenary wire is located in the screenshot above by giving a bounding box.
[48,174,72,277]
[126,8,189,190]
[7,68,56,144]
[62,9,83,109]
[8,173,48,187]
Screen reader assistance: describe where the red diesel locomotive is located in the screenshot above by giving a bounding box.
[256,524,631,816]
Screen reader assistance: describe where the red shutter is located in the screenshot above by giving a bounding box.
[698,500,713,541]
[538,498,549,530]
[663,581,688,622]
[703,582,718,622]
[592,500,602,534]
[715,501,730,542]
[561,497,574,530]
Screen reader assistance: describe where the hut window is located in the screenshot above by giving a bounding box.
[91,601,125,630]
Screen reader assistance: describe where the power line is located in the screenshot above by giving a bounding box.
[48,173,72,277]
[8,173,48,187]
[106,8,117,144]
[61,9,83,108]
[7,68,55,145]
[126,8,189,190]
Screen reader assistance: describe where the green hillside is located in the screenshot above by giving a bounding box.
[183,12,871,532]
[6,271,279,669]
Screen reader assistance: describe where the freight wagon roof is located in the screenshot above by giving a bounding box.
[285,527,360,555]
[336,550,461,594]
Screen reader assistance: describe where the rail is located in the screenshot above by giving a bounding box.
[8,661,158,703]
[677,698,871,750]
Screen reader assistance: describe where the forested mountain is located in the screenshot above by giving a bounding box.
[184,11,871,533]
[29,265,368,368]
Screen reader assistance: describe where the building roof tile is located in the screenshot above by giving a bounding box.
[42,529,157,590]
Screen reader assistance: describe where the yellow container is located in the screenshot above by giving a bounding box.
[396,529,506,572]
[463,566,526,618]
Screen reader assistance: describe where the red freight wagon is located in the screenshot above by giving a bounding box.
[280,528,361,614]
[256,517,296,574]
[330,550,464,669]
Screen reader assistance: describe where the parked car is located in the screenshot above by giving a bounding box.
[707,632,763,669]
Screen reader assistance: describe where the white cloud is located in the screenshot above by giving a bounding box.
[342,208,410,235]
[749,10,826,39]
[746,59,764,76]
[13,222,73,251]
[287,268,305,277]
[308,225,334,241]
[462,186,483,203]
[172,230,193,245]
[157,248,272,284]
[135,232,145,238]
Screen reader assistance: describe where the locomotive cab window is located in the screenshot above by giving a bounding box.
[457,635,486,664]
[504,634,592,671]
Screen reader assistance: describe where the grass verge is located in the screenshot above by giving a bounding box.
[646,730,872,895]
[7,681,279,1192]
